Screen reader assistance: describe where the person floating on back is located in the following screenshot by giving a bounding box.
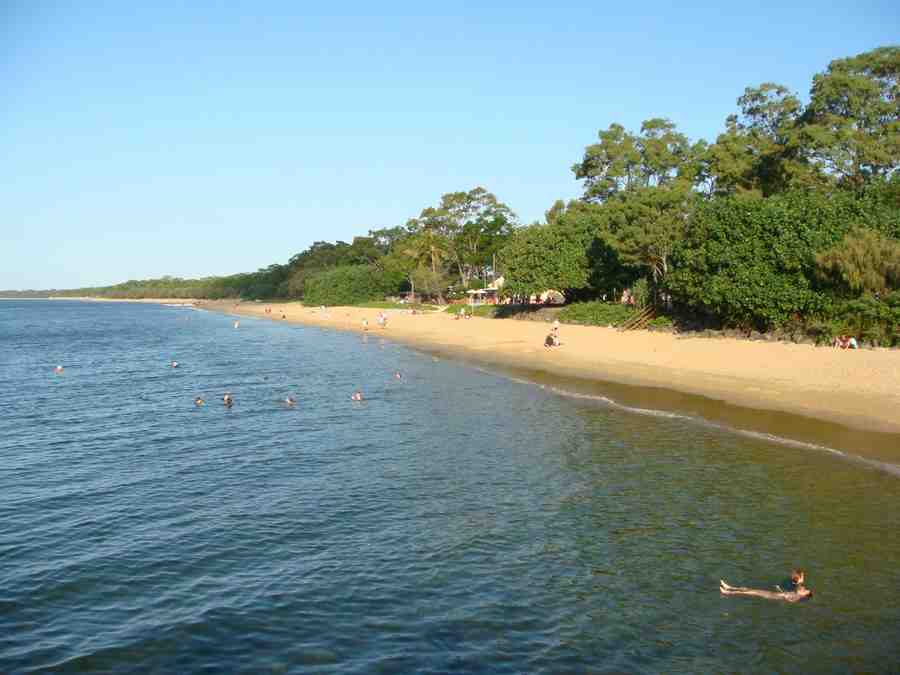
[719,569,812,602]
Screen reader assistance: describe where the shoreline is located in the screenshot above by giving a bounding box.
[190,299,900,439]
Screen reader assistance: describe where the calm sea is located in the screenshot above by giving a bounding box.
[2,300,899,674]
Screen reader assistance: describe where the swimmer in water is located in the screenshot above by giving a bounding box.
[171,360,179,368]
[394,371,402,380]
[351,391,363,401]
[54,365,64,374]
[719,578,812,603]
[234,320,240,329]
[223,393,233,407]
[194,397,205,406]
[285,396,296,407]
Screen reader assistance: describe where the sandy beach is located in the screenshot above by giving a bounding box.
[193,299,900,437]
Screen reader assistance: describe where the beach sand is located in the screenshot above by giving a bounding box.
[197,300,900,437]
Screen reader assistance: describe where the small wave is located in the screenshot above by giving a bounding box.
[498,373,900,478]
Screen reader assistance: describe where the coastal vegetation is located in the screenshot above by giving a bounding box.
[6,48,898,344]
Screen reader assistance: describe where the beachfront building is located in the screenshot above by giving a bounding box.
[466,276,504,306]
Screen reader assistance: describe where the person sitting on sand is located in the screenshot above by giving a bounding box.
[362,318,369,331]
[543,324,562,349]
[719,577,812,602]
[833,335,859,349]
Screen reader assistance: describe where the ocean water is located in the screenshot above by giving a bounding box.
[2,300,899,674]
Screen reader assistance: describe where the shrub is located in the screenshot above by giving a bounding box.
[647,315,674,330]
[469,305,498,318]
[303,265,404,306]
[631,277,651,309]
[558,301,635,326]
[666,190,900,329]
[815,229,900,296]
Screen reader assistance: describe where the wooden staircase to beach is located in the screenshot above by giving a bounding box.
[619,306,656,331]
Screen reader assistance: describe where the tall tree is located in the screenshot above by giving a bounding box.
[573,119,696,202]
[572,123,643,201]
[407,187,516,286]
[605,185,698,289]
[706,83,811,197]
[800,47,900,191]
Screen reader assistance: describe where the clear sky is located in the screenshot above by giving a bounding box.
[2,1,898,289]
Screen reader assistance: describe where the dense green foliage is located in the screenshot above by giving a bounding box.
[815,229,900,296]
[665,190,899,328]
[302,265,404,307]
[499,46,900,344]
[557,302,635,326]
[500,220,593,301]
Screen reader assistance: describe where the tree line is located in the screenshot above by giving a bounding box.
[7,47,898,343]
[503,46,900,345]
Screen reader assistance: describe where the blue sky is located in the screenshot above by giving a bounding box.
[2,1,898,289]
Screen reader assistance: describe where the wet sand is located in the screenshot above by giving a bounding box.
[197,300,900,439]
